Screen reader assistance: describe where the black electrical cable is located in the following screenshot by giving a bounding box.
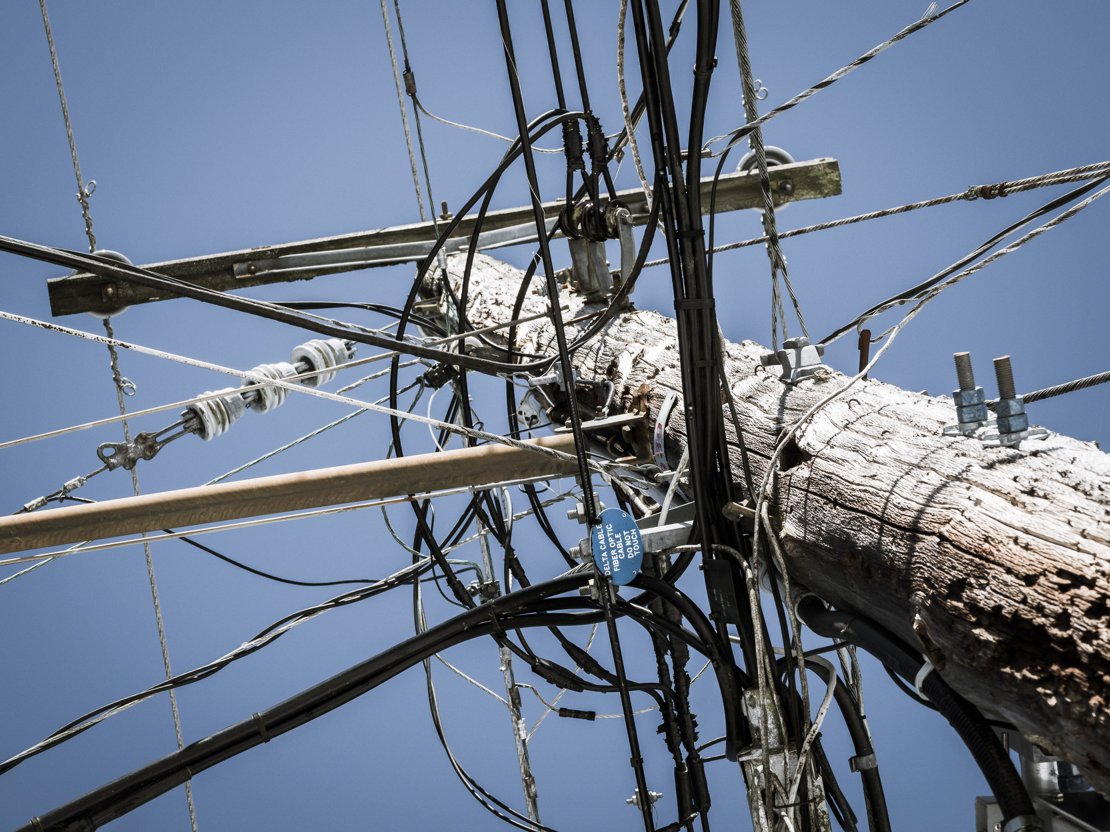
[627,6,775,770]
[277,300,447,336]
[493,0,599,527]
[171,533,423,588]
[800,657,892,832]
[17,574,593,831]
[632,573,749,759]
[819,173,1110,345]
[0,558,437,777]
[796,597,1036,826]
[481,27,662,830]
[538,0,568,111]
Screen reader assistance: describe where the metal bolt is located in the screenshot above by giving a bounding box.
[779,179,795,197]
[994,355,1017,401]
[954,352,976,391]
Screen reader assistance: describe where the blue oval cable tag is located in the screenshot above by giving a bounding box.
[591,508,644,586]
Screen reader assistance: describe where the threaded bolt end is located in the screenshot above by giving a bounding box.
[953,352,975,391]
[994,355,1017,400]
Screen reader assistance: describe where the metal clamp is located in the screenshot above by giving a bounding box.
[97,432,167,471]
[567,237,611,300]
[759,336,825,383]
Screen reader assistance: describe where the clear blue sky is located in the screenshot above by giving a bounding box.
[0,1,1107,830]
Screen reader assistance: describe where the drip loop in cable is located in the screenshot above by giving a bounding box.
[914,659,936,702]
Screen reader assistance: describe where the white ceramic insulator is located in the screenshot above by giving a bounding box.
[291,338,352,388]
[246,362,298,413]
[186,388,247,440]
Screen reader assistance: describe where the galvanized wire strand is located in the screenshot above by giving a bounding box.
[727,0,807,346]
[0,310,610,476]
[412,96,566,154]
[0,306,572,453]
[646,160,1110,264]
[389,0,449,262]
[40,4,190,821]
[38,0,96,253]
[989,369,1110,408]
[863,180,1110,344]
[101,320,199,832]
[379,0,426,221]
[617,0,652,206]
[0,349,385,451]
[703,0,973,155]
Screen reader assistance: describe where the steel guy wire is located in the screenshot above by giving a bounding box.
[0,343,388,451]
[645,160,1110,267]
[38,0,97,253]
[41,0,193,814]
[0,310,615,477]
[386,0,450,275]
[380,0,427,222]
[727,0,807,348]
[703,0,974,155]
[101,318,198,831]
[617,0,652,207]
[988,369,1110,408]
[860,179,1110,344]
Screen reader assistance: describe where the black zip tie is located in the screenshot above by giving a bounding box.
[251,712,272,743]
[558,707,597,721]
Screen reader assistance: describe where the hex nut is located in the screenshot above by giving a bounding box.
[957,403,988,423]
[952,387,985,407]
[997,412,1029,434]
[995,396,1026,418]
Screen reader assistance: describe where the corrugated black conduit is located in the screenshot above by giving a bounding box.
[795,596,1038,830]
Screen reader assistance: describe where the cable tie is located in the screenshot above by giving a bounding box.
[402,68,417,97]
[673,298,716,311]
[913,658,936,702]
[848,752,878,772]
[557,707,597,721]
[251,712,272,743]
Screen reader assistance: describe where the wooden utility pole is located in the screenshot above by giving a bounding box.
[448,253,1110,797]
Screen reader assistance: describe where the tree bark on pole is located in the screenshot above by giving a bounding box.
[447,253,1110,796]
